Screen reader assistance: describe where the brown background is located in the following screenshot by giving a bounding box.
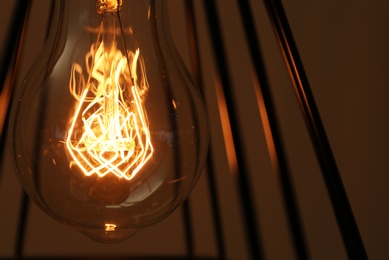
[1,0,388,259]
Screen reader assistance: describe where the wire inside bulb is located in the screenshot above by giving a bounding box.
[66,2,154,181]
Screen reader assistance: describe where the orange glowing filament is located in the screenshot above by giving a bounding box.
[105,223,116,231]
[66,22,153,180]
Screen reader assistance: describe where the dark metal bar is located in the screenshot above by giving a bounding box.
[236,0,309,258]
[151,1,196,257]
[202,1,263,259]
[182,201,194,257]
[0,2,32,258]
[0,0,31,177]
[184,1,226,258]
[14,192,30,258]
[14,1,56,257]
[263,0,368,258]
[0,0,30,92]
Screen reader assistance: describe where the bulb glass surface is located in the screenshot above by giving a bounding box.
[9,0,208,243]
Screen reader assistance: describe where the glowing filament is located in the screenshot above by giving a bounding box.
[66,41,153,180]
[105,223,116,231]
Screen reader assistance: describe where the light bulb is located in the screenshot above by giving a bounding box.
[9,0,208,243]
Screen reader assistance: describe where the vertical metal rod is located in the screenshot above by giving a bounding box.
[263,0,368,258]
[203,1,263,259]
[236,0,309,258]
[151,1,195,257]
[0,1,32,256]
[182,201,194,257]
[184,1,226,258]
[14,193,30,258]
[0,0,31,177]
[13,1,56,257]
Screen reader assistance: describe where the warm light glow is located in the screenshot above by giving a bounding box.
[96,0,122,14]
[105,223,116,231]
[214,77,238,175]
[66,25,153,180]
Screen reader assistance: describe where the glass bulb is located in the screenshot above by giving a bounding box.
[9,0,208,243]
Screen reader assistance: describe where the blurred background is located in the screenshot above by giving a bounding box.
[1,0,388,259]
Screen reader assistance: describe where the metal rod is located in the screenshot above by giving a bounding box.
[263,0,368,258]
[14,192,30,258]
[0,1,32,257]
[203,1,263,259]
[184,1,226,258]
[0,0,31,178]
[14,1,55,257]
[236,0,309,258]
[151,1,195,256]
[182,201,194,257]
